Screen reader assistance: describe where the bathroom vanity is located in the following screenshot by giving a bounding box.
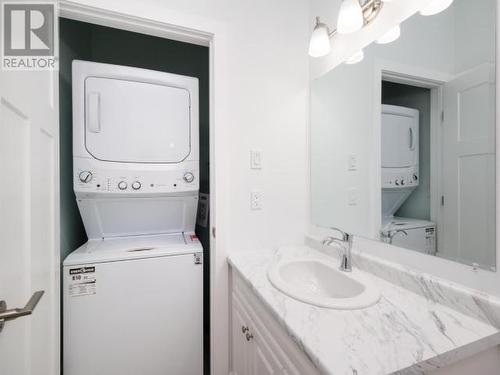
[228,239,500,375]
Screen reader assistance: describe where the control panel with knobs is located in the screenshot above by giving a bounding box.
[118,181,128,190]
[382,168,419,189]
[79,171,93,183]
[183,172,195,183]
[74,161,199,194]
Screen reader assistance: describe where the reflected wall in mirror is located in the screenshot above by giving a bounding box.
[311,0,496,271]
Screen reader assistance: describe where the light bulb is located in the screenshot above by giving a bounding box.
[308,18,331,57]
[376,25,401,44]
[420,0,454,16]
[337,0,364,34]
[345,50,364,64]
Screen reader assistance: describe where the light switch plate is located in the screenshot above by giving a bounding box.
[250,150,263,169]
[348,154,358,171]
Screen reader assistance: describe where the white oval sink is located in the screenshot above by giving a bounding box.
[268,257,380,310]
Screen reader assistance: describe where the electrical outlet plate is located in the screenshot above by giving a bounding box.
[348,188,358,206]
[348,154,357,171]
[196,193,209,227]
[250,191,262,210]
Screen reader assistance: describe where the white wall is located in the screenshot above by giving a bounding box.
[310,60,374,235]
[60,1,310,373]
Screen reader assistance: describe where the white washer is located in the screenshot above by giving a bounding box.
[64,61,203,375]
[381,217,436,255]
[63,234,203,375]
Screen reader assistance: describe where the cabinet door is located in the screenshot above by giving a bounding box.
[251,339,285,375]
[231,296,251,375]
[249,315,286,375]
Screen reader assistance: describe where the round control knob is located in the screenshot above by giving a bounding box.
[132,181,141,190]
[394,179,400,186]
[401,180,405,186]
[183,172,195,183]
[413,174,418,181]
[79,170,93,183]
[118,181,128,190]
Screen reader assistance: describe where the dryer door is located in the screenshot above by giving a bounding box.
[84,77,191,163]
[381,107,419,168]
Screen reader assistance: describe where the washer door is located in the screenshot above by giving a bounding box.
[84,77,191,163]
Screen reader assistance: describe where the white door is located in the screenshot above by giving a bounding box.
[250,322,285,375]
[440,64,496,269]
[0,64,59,372]
[84,77,191,163]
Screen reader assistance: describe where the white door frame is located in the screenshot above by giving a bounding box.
[371,59,450,239]
[57,2,230,374]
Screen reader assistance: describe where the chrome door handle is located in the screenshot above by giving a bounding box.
[0,291,44,333]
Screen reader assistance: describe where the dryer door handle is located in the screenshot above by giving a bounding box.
[87,91,101,133]
[409,127,415,150]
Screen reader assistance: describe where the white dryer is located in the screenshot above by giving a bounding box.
[381,104,420,225]
[64,61,203,375]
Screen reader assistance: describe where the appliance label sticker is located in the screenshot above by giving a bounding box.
[68,267,96,297]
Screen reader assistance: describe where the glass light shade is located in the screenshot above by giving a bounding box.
[345,50,364,64]
[420,0,454,16]
[337,0,364,34]
[375,25,401,44]
[308,22,331,57]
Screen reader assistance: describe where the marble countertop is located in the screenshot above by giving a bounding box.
[228,245,500,375]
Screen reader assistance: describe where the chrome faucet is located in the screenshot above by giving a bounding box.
[380,228,408,244]
[322,227,353,272]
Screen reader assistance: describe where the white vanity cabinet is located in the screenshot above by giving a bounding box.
[229,267,318,375]
[229,263,500,375]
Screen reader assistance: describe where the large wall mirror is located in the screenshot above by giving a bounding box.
[311,0,496,271]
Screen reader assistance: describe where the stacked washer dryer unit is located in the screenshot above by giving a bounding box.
[380,104,436,254]
[63,61,203,375]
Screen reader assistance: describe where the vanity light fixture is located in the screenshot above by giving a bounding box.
[337,0,364,34]
[345,50,364,64]
[420,0,454,16]
[309,18,332,57]
[375,24,401,44]
[309,0,383,58]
